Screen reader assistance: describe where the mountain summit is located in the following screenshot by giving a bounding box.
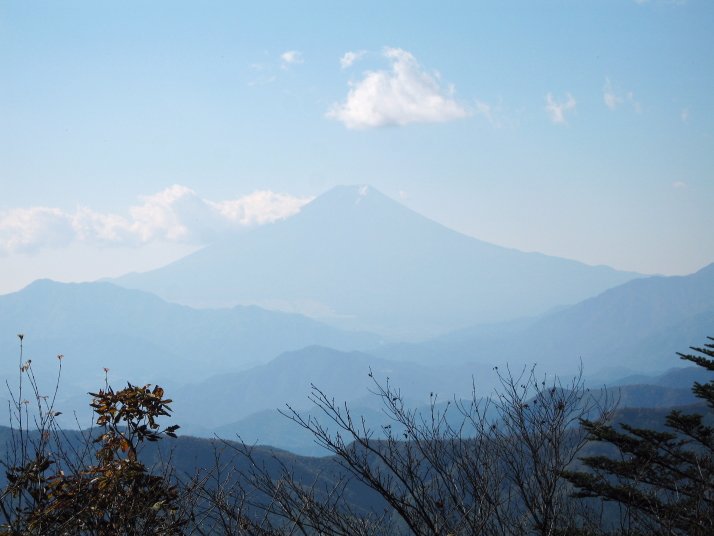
[111,185,644,338]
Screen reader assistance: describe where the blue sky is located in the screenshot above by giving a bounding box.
[1,0,713,295]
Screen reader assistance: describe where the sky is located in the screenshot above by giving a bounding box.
[1,0,713,296]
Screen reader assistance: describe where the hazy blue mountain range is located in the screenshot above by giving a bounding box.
[3,265,711,439]
[374,263,714,374]
[609,365,714,388]
[0,280,382,398]
[170,345,494,429]
[194,383,702,457]
[109,185,645,339]
[207,389,701,457]
[3,223,711,454]
[167,336,711,456]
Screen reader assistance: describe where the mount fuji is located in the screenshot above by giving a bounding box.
[110,185,645,338]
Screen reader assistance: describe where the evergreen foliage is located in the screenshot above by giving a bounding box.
[563,338,714,535]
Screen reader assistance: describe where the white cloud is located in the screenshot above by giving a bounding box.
[327,47,470,129]
[0,208,75,254]
[340,50,366,69]
[474,100,495,122]
[475,99,509,128]
[672,181,687,189]
[473,97,521,128]
[0,186,313,255]
[545,93,577,124]
[628,92,643,114]
[212,190,313,226]
[603,77,641,113]
[247,75,276,87]
[603,77,624,110]
[681,108,689,121]
[281,51,303,65]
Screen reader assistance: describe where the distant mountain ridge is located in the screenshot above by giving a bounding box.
[174,349,711,457]
[110,185,645,339]
[196,382,703,457]
[0,280,382,398]
[374,263,714,374]
[171,345,495,429]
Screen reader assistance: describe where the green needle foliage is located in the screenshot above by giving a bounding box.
[563,337,714,535]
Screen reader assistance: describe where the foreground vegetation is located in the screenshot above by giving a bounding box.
[1,336,713,535]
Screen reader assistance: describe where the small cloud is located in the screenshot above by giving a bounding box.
[212,190,312,226]
[474,99,510,128]
[247,75,277,87]
[672,181,687,189]
[681,108,689,121]
[340,50,367,69]
[545,93,577,124]
[250,64,263,71]
[475,100,496,124]
[327,47,470,129]
[281,51,304,65]
[0,187,314,255]
[628,92,643,114]
[603,77,624,110]
[473,97,521,128]
[603,93,622,110]
[603,78,641,113]
[398,190,409,199]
